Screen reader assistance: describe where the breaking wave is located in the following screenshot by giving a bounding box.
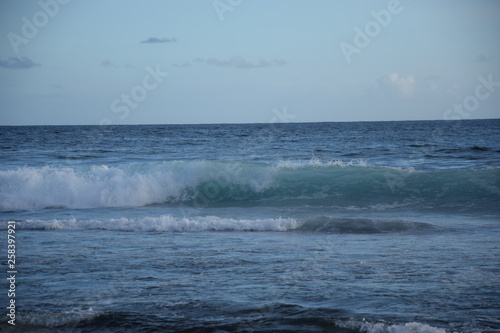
[15,215,435,234]
[0,160,498,211]
[335,319,447,333]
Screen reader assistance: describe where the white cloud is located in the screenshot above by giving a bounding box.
[375,73,416,97]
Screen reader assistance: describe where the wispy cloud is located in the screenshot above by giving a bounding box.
[140,37,177,44]
[472,54,493,63]
[0,56,41,69]
[423,75,440,81]
[101,60,135,69]
[173,61,191,68]
[101,60,116,68]
[192,56,287,69]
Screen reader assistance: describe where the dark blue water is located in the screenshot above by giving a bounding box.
[1,120,499,332]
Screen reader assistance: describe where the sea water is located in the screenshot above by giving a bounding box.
[1,120,499,332]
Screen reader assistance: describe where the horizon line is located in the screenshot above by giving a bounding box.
[1,117,499,127]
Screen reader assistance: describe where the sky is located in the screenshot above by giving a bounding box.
[0,0,499,125]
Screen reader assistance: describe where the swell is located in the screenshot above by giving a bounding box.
[298,216,434,234]
[0,160,498,211]
[14,215,435,234]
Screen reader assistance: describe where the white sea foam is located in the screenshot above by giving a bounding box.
[19,307,99,327]
[0,164,185,209]
[20,215,301,232]
[336,319,447,333]
[0,161,275,210]
[276,157,368,169]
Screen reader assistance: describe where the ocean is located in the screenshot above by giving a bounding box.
[1,119,499,332]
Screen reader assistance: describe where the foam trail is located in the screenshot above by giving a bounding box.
[19,308,99,328]
[335,319,447,333]
[19,216,301,232]
[15,215,436,234]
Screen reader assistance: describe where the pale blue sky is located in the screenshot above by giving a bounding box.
[1,0,499,125]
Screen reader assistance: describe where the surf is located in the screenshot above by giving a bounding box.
[16,215,437,234]
[0,160,498,212]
